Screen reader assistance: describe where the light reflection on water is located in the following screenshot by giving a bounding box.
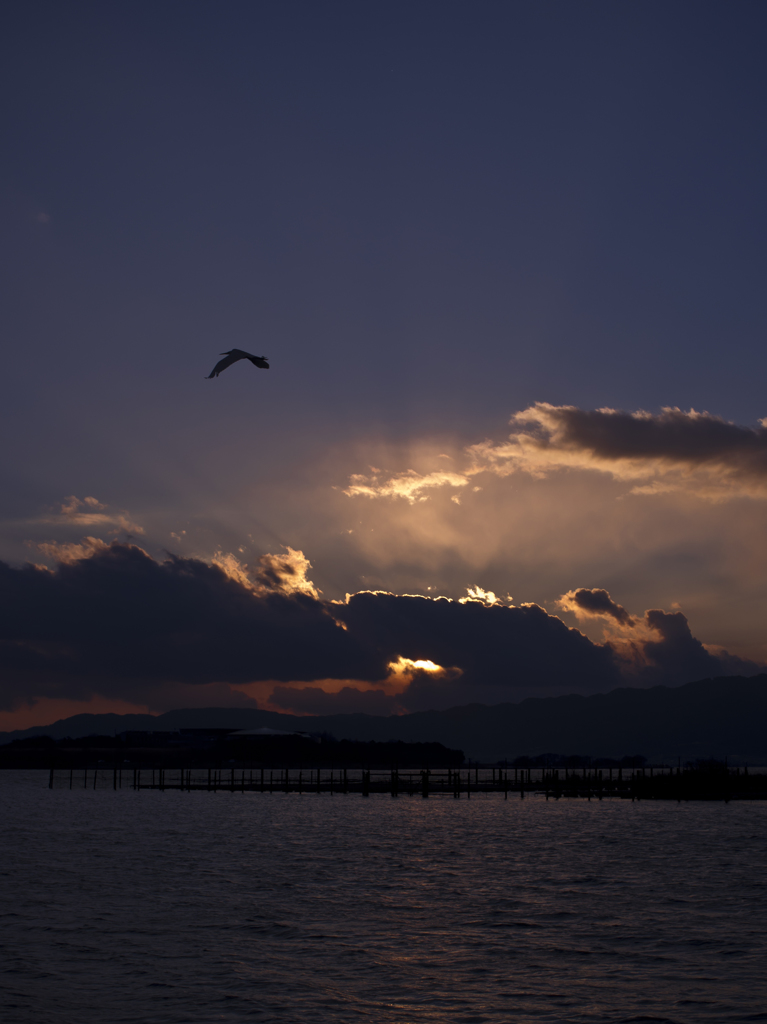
[1,770,766,1023]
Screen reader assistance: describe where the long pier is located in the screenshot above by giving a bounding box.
[48,764,767,800]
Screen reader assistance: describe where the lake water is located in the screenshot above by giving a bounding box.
[1,771,766,1024]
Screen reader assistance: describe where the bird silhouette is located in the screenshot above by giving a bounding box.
[206,349,270,378]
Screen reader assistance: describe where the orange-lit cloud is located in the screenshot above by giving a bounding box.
[37,536,110,565]
[388,655,444,675]
[470,403,767,499]
[558,587,636,627]
[211,545,320,598]
[344,468,469,503]
[459,586,511,606]
[211,550,254,588]
[54,495,144,532]
[553,586,754,685]
[253,546,320,598]
[343,404,767,504]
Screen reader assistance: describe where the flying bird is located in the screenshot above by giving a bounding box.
[206,349,270,378]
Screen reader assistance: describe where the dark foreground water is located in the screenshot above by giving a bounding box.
[1,772,766,1024]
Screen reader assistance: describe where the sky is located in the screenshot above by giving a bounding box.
[2,0,767,729]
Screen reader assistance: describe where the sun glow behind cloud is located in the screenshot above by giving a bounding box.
[388,656,445,675]
[6,397,767,730]
[0,531,762,727]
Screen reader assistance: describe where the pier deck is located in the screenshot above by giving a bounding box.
[48,764,767,800]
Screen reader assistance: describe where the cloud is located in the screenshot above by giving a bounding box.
[471,403,767,499]
[0,542,382,711]
[0,541,760,714]
[61,496,106,514]
[559,587,636,626]
[43,495,145,534]
[253,546,320,598]
[557,586,756,683]
[210,551,254,589]
[36,537,110,565]
[609,607,755,684]
[344,469,469,503]
[342,405,767,504]
[211,545,321,598]
[332,590,622,709]
[460,585,510,606]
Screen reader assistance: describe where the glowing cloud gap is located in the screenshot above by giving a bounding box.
[459,586,512,606]
[389,656,444,673]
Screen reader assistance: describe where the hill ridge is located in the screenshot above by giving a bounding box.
[3,675,767,761]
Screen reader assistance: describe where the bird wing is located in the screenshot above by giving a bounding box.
[206,351,245,378]
[248,356,270,369]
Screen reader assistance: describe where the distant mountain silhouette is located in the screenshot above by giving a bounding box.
[2,675,766,762]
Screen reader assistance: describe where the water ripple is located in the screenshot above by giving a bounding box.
[1,772,766,1023]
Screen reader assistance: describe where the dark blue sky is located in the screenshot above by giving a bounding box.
[3,3,767,725]
[4,2,767,453]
